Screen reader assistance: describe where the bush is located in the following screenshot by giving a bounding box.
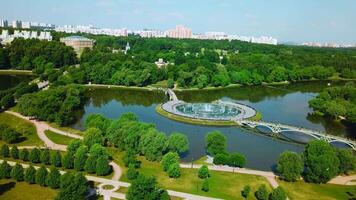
[255,185,269,200]
[161,152,179,171]
[74,146,88,171]
[50,151,62,167]
[36,165,48,186]
[19,148,29,161]
[228,153,246,167]
[198,165,210,179]
[123,150,141,168]
[1,128,21,143]
[277,151,303,182]
[0,161,12,178]
[10,146,19,159]
[167,162,181,178]
[0,144,10,157]
[269,186,287,200]
[11,163,24,181]
[46,167,61,189]
[40,149,51,165]
[62,152,74,169]
[241,185,251,199]
[336,149,356,174]
[56,172,89,200]
[24,165,36,184]
[29,148,41,163]
[201,178,209,192]
[213,153,229,165]
[84,156,97,174]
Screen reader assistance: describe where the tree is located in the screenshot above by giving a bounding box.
[40,149,51,165]
[96,156,111,176]
[201,178,209,192]
[241,185,251,199]
[166,132,189,154]
[10,146,19,159]
[269,187,287,200]
[56,172,88,200]
[213,153,229,165]
[46,166,61,189]
[198,165,210,179]
[161,152,179,171]
[0,161,12,178]
[337,149,356,174]
[29,148,41,163]
[89,143,108,159]
[74,146,88,171]
[255,185,269,200]
[167,162,181,178]
[36,165,48,186]
[277,151,304,182]
[123,150,141,168]
[205,131,226,156]
[67,139,82,154]
[83,128,103,147]
[303,140,340,183]
[228,153,246,167]
[84,156,97,174]
[126,175,165,200]
[0,93,15,110]
[1,128,21,143]
[0,144,10,157]
[24,165,37,184]
[20,148,29,161]
[50,151,62,167]
[84,113,111,133]
[11,163,24,181]
[63,152,74,169]
[127,164,139,180]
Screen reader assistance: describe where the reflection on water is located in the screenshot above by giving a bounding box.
[71,81,355,171]
[0,75,32,90]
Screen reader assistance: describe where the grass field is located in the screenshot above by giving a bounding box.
[0,179,57,200]
[44,130,75,145]
[109,148,272,200]
[48,122,83,136]
[278,180,356,200]
[0,69,34,76]
[0,112,43,147]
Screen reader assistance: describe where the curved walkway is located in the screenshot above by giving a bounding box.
[5,111,122,181]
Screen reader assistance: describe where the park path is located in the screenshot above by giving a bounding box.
[5,111,122,181]
[329,174,356,185]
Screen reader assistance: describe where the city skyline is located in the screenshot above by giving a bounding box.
[0,0,356,44]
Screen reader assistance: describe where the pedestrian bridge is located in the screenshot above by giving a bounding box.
[235,119,356,150]
[165,89,179,102]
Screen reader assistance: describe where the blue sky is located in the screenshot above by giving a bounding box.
[1,0,356,43]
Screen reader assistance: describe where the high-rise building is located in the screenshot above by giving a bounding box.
[0,19,8,28]
[167,25,192,39]
[12,20,22,28]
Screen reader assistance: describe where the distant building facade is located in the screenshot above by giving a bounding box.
[60,35,94,52]
[167,25,192,39]
[0,30,52,45]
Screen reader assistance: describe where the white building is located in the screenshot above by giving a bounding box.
[0,30,52,45]
[55,25,128,37]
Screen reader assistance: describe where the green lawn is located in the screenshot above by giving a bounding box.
[44,130,75,145]
[0,112,43,147]
[278,180,356,200]
[0,179,57,200]
[48,122,83,136]
[108,148,272,200]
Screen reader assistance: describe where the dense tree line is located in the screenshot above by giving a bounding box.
[277,140,356,184]
[17,85,86,125]
[0,81,38,111]
[309,82,356,123]
[0,38,77,69]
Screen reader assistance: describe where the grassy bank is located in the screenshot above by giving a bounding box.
[48,122,83,136]
[278,180,355,200]
[0,69,34,76]
[85,83,163,92]
[0,179,57,200]
[44,130,75,145]
[0,112,43,147]
[156,104,237,126]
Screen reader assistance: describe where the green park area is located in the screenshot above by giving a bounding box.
[0,179,58,200]
[44,130,74,145]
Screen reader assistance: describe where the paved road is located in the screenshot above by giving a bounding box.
[328,174,356,185]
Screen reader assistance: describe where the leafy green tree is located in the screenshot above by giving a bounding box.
[29,148,41,163]
[56,172,88,200]
[95,156,111,176]
[0,93,15,110]
[1,128,21,143]
[126,164,139,180]
[161,152,179,171]
[74,146,88,171]
[10,145,19,159]
[11,163,24,181]
[277,151,304,182]
[35,165,48,186]
[83,128,103,147]
[46,166,61,189]
[241,185,251,199]
[84,114,111,134]
[20,148,29,161]
[303,140,340,183]
[198,165,210,179]
[167,162,181,178]
[269,187,287,200]
[228,153,246,167]
[63,152,74,169]
[336,149,356,174]
[123,150,141,168]
[126,175,165,200]
[50,151,62,167]
[24,165,36,184]
[40,149,51,165]
[0,144,10,157]
[165,132,189,154]
[205,131,226,156]
[255,184,269,200]
[0,161,12,178]
[84,156,97,174]
[139,129,167,161]
[213,153,229,165]
[67,139,82,154]
[201,178,209,192]
[89,143,108,160]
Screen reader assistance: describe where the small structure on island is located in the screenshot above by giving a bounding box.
[155,58,170,68]
[60,35,94,54]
